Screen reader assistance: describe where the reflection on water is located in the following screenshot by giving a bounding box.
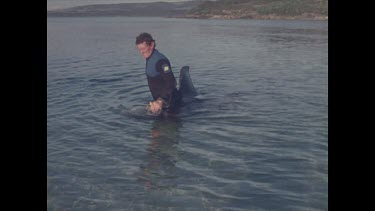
[137,118,182,191]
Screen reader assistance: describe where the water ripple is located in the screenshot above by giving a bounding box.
[48,17,327,211]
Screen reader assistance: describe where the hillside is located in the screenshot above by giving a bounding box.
[186,0,328,20]
[47,0,328,20]
[47,1,200,17]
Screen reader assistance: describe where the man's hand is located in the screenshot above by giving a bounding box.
[148,99,163,113]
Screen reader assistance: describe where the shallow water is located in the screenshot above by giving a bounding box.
[47,17,328,211]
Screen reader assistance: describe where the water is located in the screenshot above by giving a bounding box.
[47,17,327,211]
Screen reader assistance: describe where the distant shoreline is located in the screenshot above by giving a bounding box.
[180,14,328,21]
[47,15,328,21]
[47,0,328,21]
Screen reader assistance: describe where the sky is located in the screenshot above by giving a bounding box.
[47,0,194,10]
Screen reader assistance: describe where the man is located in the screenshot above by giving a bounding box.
[135,32,180,115]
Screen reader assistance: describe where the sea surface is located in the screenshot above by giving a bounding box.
[47,17,328,211]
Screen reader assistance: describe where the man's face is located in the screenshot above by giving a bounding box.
[137,42,154,59]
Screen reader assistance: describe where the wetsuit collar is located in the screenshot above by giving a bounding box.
[146,48,157,61]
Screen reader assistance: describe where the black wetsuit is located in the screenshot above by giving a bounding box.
[145,49,181,113]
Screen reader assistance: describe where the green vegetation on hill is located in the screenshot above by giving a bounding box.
[186,0,328,20]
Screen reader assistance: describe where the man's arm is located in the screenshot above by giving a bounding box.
[156,59,176,107]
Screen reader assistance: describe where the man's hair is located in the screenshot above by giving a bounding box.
[136,32,156,47]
